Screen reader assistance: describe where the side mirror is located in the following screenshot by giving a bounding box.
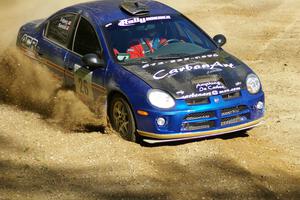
[213,34,227,47]
[82,53,105,71]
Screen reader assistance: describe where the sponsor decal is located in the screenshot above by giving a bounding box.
[153,61,235,80]
[207,68,223,74]
[235,82,242,86]
[142,53,219,69]
[74,64,94,100]
[117,53,130,61]
[221,115,247,126]
[58,17,72,31]
[196,81,226,93]
[178,87,241,100]
[118,16,171,26]
[176,80,241,99]
[176,90,185,95]
[21,34,38,50]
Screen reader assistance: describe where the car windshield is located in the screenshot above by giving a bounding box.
[103,15,217,63]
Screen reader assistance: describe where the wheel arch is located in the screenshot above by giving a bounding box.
[107,90,137,125]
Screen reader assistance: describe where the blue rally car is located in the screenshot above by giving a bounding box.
[17,0,265,143]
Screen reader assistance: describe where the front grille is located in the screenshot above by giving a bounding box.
[221,105,248,116]
[185,97,209,106]
[221,114,249,126]
[222,91,241,100]
[183,121,215,131]
[185,111,215,120]
[181,103,251,132]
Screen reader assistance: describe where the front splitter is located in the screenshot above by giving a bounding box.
[138,118,264,144]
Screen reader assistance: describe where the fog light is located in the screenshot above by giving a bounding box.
[157,117,166,126]
[256,101,264,110]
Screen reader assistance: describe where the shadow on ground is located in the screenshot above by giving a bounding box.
[141,130,249,147]
[1,137,299,200]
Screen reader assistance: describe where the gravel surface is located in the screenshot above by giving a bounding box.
[0,0,299,199]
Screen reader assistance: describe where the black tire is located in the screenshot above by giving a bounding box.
[109,95,139,142]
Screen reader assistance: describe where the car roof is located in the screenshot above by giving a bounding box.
[66,0,179,25]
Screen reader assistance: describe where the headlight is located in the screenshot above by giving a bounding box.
[246,74,261,94]
[147,89,175,109]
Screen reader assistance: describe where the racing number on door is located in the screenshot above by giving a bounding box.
[74,64,94,99]
[78,78,89,95]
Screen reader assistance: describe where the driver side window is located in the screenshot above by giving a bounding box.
[73,17,101,56]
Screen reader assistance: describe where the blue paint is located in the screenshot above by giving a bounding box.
[17,0,265,140]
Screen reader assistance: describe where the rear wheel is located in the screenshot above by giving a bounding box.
[109,95,138,142]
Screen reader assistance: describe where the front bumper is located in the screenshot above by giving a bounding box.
[135,90,265,142]
[139,118,264,143]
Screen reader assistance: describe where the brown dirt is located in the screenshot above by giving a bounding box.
[0,0,299,199]
[0,49,105,131]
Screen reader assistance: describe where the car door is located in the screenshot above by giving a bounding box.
[65,16,106,114]
[38,13,78,81]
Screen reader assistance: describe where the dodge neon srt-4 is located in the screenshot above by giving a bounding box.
[17,0,265,143]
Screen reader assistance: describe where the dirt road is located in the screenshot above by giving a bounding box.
[0,0,299,199]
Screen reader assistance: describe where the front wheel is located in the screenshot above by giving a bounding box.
[109,95,138,142]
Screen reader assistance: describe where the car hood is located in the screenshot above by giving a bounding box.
[121,50,253,99]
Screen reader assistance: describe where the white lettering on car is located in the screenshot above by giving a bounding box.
[58,17,72,31]
[153,69,168,80]
[176,90,185,95]
[118,16,171,27]
[196,81,226,92]
[178,87,241,99]
[21,34,38,50]
[141,53,219,69]
[153,62,235,80]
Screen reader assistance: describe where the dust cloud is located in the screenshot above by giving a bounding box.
[0,48,105,131]
[0,0,106,132]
